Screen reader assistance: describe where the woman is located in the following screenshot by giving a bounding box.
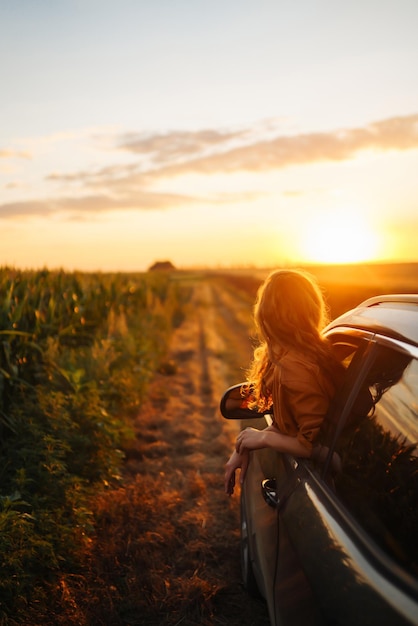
[224,269,343,496]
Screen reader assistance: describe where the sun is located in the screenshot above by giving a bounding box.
[300,209,379,264]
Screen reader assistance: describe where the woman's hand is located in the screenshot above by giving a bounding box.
[235,427,266,454]
[224,449,249,496]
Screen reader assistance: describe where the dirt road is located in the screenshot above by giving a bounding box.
[70,276,270,625]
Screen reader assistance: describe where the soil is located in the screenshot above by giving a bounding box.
[56,276,271,625]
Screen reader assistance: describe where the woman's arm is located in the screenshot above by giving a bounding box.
[235,424,311,458]
[224,449,250,496]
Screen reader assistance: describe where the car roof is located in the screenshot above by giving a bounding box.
[326,294,418,347]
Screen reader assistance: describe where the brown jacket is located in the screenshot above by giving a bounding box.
[265,349,337,452]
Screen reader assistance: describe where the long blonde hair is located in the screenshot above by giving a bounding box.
[247,269,335,410]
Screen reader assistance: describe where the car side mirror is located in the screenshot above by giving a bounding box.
[220,382,272,420]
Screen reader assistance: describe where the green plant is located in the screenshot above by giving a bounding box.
[0,267,191,620]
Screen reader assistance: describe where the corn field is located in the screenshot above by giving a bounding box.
[0,267,190,621]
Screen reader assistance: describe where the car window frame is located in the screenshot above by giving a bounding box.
[321,329,418,479]
[320,328,378,479]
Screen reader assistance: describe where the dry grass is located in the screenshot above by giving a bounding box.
[64,420,267,622]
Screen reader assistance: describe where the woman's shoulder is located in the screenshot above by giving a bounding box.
[278,348,318,369]
[277,348,342,397]
[274,349,320,381]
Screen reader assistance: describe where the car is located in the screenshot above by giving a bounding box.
[220,294,418,626]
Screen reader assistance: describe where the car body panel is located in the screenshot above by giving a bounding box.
[276,461,418,625]
[324,295,418,347]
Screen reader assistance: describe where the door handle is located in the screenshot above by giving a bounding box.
[261,478,278,508]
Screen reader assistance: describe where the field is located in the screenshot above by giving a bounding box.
[0,263,417,625]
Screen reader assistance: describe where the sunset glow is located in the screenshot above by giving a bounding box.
[1,2,417,271]
[301,210,380,264]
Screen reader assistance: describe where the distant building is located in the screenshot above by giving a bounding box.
[148,260,176,272]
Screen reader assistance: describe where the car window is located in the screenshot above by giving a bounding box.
[331,338,359,369]
[318,336,371,446]
[333,344,418,576]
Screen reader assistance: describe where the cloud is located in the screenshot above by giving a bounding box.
[0,150,31,159]
[0,113,417,220]
[0,201,52,219]
[84,114,418,187]
[0,191,198,220]
[0,185,259,220]
[144,114,418,178]
[46,163,146,190]
[116,128,248,164]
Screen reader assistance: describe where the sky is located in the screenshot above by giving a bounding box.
[1,0,418,272]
